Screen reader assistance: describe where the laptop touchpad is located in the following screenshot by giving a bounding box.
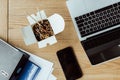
[89,44,120,65]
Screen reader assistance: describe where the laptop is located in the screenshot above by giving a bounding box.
[0,39,29,80]
[66,0,120,65]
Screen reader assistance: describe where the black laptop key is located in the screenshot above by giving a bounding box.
[78,23,84,28]
[75,2,120,37]
[90,12,94,15]
[81,31,86,36]
[113,3,118,7]
[75,17,79,21]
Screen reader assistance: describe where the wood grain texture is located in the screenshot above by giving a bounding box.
[0,0,7,41]
[8,0,120,80]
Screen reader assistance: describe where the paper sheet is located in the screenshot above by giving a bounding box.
[48,74,57,80]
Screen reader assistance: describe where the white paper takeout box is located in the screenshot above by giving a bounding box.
[22,10,65,48]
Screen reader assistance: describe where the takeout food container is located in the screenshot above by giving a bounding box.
[21,10,65,48]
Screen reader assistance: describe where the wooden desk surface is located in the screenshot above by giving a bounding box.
[0,0,120,80]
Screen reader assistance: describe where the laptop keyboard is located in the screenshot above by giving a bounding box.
[75,2,120,37]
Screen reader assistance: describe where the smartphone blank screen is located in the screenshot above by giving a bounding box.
[57,47,83,80]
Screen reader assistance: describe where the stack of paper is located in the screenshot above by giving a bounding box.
[18,48,57,80]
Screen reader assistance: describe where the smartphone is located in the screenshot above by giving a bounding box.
[57,47,83,80]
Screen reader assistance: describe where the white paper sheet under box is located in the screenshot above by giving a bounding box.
[48,74,57,80]
[21,11,65,48]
